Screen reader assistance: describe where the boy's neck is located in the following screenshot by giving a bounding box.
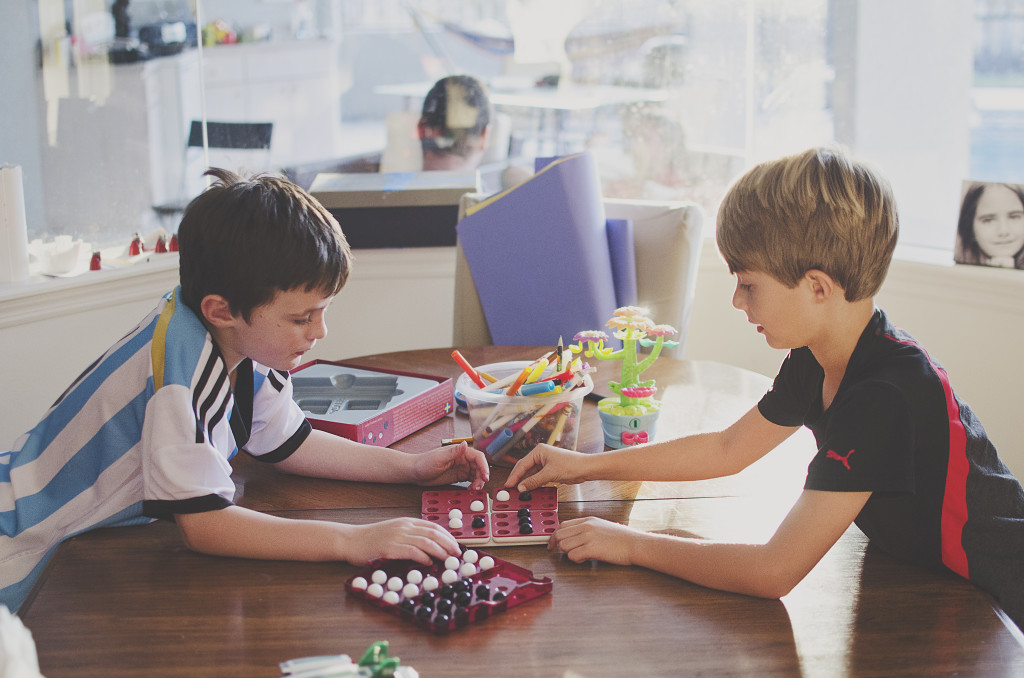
[204,324,243,385]
[808,298,875,380]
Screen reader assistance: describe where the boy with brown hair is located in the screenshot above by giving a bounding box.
[418,75,492,172]
[1,169,488,612]
[506,147,1024,629]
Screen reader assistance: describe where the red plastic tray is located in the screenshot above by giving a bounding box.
[421,486,559,545]
[345,549,552,634]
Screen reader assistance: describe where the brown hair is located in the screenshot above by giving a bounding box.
[419,75,492,158]
[716,146,898,301]
[177,168,352,321]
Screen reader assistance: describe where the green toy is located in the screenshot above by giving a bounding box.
[571,306,677,447]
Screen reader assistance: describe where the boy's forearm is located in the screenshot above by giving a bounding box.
[585,431,731,482]
[275,429,418,484]
[624,490,868,599]
[629,531,797,599]
[176,506,352,562]
[586,406,798,483]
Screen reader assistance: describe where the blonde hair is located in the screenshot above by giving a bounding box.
[716,146,899,301]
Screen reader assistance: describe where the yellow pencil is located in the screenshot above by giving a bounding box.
[546,410,569,445]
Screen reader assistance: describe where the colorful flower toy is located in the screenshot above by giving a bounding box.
[571,306,678,448]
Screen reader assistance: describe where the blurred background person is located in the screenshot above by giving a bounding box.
[418,75,492,172]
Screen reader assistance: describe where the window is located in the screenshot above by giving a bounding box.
[1,0,1017,266]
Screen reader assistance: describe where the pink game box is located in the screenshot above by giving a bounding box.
[290,360,454,446]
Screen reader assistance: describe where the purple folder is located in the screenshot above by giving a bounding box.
[456,152,618,346]
[606,218,637,308]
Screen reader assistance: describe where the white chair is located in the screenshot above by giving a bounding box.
[453,194,704,357]
[379,111,423,173]
[154,120,274,227]
[182,120,273,196]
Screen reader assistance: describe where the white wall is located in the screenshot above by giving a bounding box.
[2,244,1022,481]
[832,0,974,251]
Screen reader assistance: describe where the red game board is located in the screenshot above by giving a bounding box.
[345,549,552,634]
[421,486,559,546]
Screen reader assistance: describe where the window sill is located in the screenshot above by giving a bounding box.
[0,254,180,329]
[3,242,1023,332]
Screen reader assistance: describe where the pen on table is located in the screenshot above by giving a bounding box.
[491,399,567,462]
[520,380,558,396]
[504,365,533,396]
[546,409,569,445]
[442,436,474,445]
[484,408,522,434]
[479,409,535,448]
[536,366,575,385]
[484,398,547,434]
[525,356,549,383]
[484,351,555,393]
[485,369,526,392]
[451,350,486,388]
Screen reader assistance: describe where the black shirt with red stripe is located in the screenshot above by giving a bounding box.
[758,308,1024,629]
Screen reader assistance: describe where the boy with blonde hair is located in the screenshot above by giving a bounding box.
[506,147,1024,629]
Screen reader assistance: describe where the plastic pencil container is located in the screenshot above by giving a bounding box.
[456,361,594,467]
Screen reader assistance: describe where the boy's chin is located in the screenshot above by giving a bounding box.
[267,354,306,372]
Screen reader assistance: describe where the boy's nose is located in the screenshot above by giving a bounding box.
[310,314,328,340]
[732,286,746,311]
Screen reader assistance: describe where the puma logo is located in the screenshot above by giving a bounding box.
[826,448,855,470]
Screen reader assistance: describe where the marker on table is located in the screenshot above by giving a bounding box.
[525,357,549,383]
[484,351,556,393]
[451,350,486,388]
[504,365,533,396]
[442,436,474,445]
[491,400,567,462]
[546,409,569,445]
[520,380,557,396]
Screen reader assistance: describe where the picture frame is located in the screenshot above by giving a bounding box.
[954,180,1024,269]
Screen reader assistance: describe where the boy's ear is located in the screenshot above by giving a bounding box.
[804,269,838,301]
[417,119,437,141]
[200,294,239,329]
[476,124,490,150]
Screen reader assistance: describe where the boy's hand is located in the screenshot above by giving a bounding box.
[549,516,638,566]
[346,517,463,565]
[505,444,587,492]
[411,442,489,490]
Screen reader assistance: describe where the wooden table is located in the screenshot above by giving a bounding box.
[20,347,1024,677]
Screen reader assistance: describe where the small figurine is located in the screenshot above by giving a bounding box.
[128,233,143,256]
[571,306,678,448]
[89,251,102,271]
[168,234,179,252]
[154,236,167,253]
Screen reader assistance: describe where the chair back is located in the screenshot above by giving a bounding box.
[454,194,703,357]
[183,120,274,197]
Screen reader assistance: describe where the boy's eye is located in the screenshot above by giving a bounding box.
[295,316,312,325]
